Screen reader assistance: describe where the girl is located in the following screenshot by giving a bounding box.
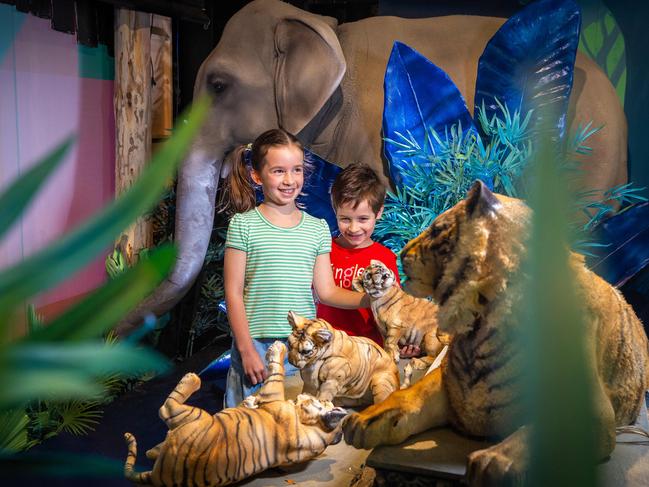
[221,129,369,408]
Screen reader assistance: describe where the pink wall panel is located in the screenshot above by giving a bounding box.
[0,11,115,310]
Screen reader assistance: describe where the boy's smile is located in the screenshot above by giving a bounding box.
[335,200,383,249]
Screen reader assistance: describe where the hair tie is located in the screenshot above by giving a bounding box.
[243,143,253,166]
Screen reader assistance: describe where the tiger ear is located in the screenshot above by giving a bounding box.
[315,328,333,344]
[370,259,382,266]
[352,276,364,292]
[465,180,501,217]
[287,311,307,331]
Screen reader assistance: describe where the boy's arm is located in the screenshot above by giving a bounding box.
[313,253,370,308]
[224,247,267,385]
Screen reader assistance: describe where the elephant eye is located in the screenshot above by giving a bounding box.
[210,80,227,95]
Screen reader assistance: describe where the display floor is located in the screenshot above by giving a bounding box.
[18,343,372,487]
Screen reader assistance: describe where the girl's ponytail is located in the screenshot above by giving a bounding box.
[218,145,256,215]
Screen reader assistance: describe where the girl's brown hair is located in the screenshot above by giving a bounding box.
[219,129,304,214]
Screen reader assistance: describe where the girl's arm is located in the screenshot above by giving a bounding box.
[224,247,267,385]
[313,253,370,308]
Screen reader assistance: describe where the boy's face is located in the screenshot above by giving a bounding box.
[335,199,383,249]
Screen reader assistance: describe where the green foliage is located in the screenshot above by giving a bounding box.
[191,221,230,339]
[522,115,598,486]
[0,409,36,452]
[375,101,646,259]
[0,97,209,474]
[105,248,128,279]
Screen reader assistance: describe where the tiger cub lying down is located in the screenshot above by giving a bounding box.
[353,260,445,379]
[344,181,649,485]
[123,341,347,487]
[287,311,400,405]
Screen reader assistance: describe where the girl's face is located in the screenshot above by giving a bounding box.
[251,145,305,208]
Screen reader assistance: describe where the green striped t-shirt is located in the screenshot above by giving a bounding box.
[225,208,332,338]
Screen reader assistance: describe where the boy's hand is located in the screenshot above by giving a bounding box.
[399,344,421,358]
[241,349,268,385]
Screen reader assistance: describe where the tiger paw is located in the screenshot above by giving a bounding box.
[466,428,528,487]
[391,349,401,365]
[266,341,287,364]
[178,372,201,393]
[241,395,259,409]
[343,392,416,449]
[401,362,414,389]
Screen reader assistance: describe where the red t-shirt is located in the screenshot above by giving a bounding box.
[317,239,400,345]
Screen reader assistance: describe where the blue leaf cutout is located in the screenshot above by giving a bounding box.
[298,149,342,236]
[588,202,649,287]
[474,0,581,138]
[383,41,477,188]
[199,349,231,391]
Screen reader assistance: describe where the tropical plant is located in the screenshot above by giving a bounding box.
[375,102,647,260]
[0,97,208,476]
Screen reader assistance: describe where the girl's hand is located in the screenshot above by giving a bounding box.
[241,348,268,385]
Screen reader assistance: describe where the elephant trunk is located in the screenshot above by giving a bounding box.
[116,149,220,336]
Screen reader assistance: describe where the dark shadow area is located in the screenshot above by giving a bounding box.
[18,341,230,487]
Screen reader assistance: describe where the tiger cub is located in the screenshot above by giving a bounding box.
[287,311,400,405]
[123,341,347,487]
[353,259,445,371]
[343,181,649,485]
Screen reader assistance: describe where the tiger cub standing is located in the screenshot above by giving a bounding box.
[123,341,347,487]
[353,260,445,378]
[287,311,400,406]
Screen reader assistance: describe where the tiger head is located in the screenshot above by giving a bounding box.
[294,393,348,443]
[401,181,530,335]
[287,312,335,369]
[352,260,397,298]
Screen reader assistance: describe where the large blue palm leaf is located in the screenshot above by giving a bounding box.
[474,0,581,138]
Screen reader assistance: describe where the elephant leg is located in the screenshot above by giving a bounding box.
[344,367,448,449]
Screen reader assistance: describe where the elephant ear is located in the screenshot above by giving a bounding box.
[274,16,346,135]
[474,0,581,138]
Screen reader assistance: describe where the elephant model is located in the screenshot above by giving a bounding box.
[117,0,627,334]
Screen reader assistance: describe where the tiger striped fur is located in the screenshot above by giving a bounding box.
[343,181,649,485]
[352,260,445,378]
[287,311,400,405]
[123,341,347,486]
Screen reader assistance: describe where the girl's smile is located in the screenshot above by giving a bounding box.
[252,145,305,208]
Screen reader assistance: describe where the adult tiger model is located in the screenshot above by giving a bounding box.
[344,181,649,485]
[123,342,347,487]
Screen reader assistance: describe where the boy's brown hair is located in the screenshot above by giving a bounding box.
[331,163,386,214]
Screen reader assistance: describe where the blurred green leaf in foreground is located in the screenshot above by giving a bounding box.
[0,97,209,477]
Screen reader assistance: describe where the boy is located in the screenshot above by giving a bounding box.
[317,164,417,356]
